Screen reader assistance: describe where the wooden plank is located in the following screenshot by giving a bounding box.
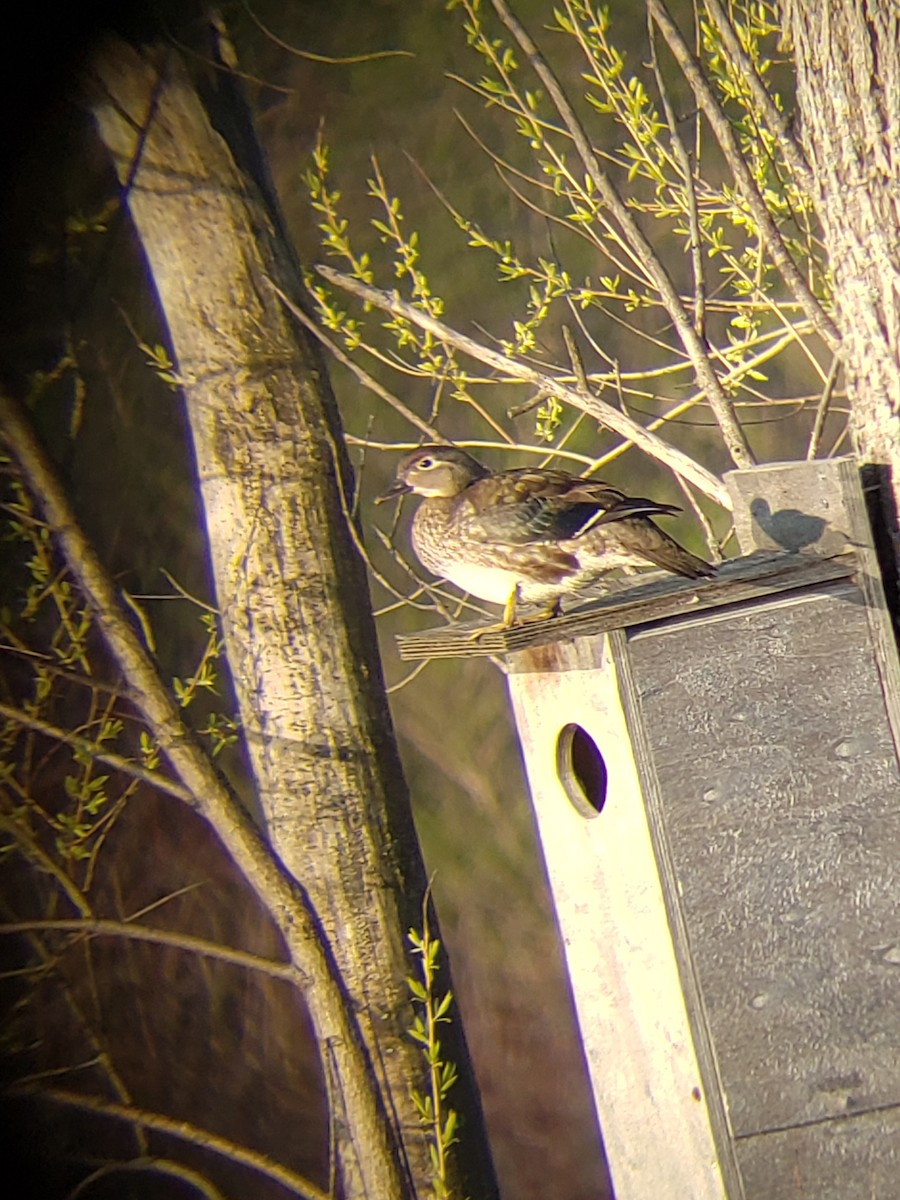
[625,582,900,1140]
[396,551,857,660]
[725,456,900,760]
[505,637,732,1200]
[605,459,900,1196]
[611,628,746,1199]
[725,456,857,557]
[735,1105,900,1200]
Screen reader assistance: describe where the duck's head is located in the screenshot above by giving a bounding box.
[376,444,489,501]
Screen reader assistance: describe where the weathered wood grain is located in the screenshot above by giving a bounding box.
[726,456,900,757]
[736,1106,900,1200]
[506,637,732,1200]
[396,551,857,660]
[627,582,900,1136]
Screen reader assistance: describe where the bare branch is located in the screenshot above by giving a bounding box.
[267,281,441,442]
[647,14,706,336]
[313,265,734,509]
[238,0,413,65]
[68,1158,226,1200]
[0,385,405,1200]
[647,0,839,350]
[0,918,300,984]
[489,0,755,468]
[807,356,841,460]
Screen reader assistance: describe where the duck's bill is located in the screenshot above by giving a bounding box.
[375,480,412,504]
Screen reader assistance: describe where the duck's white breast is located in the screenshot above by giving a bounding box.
[440,561,523,604]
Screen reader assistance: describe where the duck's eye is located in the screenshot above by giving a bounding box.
[418,457,435,469]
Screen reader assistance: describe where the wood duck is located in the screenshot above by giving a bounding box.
[377,444,715,627]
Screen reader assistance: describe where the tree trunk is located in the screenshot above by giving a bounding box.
[90,37,495,1200]
[782,0,900,574]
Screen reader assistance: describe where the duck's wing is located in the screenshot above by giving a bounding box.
[461,470,681,544]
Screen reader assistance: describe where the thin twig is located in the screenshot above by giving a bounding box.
[674,475,722,563]
[238,0,413,65]
[67,1157,226,1200]
[0,384,403,1196]
[647,15,706,336]
[562,325,589,395]
[319,406,442,614]
[9,1087,329,1200]
[564,295,617,372]
[506,390,549,419]
[385,659,433,694]
[451,106,659,290]
[0,918,300,984]
[346,435,596,468]
[268,279,442,441]
[807,356,840,460]
[158,569,218,612]
[120,588,157,653]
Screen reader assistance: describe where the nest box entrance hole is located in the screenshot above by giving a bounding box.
[556,724,607,817]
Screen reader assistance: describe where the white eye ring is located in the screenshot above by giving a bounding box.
[418,457,435,469]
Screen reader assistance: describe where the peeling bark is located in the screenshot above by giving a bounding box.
[782,0,900,570]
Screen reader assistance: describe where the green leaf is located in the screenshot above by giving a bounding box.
[441,1109,459,1145]
[407,976,427,1000]
[435,990,453,1020]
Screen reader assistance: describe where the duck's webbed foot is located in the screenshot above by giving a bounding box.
[467,590,561,641]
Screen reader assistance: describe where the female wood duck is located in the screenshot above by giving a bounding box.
[378,444,715,627]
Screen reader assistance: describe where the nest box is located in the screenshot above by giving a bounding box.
[398,457,900,1200]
